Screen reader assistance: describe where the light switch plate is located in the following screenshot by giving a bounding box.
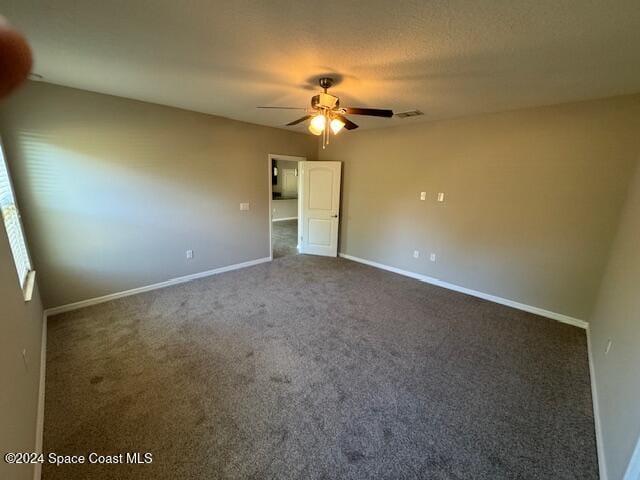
[436,192,445,202]
[413,250,420,258]
[430,253,437,262]
[240,203,250,211]
[420,192,427,201]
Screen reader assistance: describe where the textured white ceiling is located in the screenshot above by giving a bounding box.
[2,0,640,132]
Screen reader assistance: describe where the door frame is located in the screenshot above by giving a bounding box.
[267,154,306,260]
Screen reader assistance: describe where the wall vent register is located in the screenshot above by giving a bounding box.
[395,110,424,118]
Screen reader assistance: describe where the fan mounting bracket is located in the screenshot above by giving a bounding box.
[318,77,334,92]
[311,93,339,110]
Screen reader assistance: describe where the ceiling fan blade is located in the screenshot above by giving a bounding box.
[286,115,312,126]
[257,106,307,110]
[344,107,394,118]
[335,114,359,130]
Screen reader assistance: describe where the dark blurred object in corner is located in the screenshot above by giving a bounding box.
[0,15,32,99]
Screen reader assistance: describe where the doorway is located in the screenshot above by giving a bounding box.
[269,154,304,259]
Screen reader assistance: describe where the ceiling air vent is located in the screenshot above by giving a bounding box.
[395,110,424,118]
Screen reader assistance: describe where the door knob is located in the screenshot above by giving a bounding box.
[331,214,339,218]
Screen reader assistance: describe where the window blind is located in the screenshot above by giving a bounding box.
[0,142,32,289]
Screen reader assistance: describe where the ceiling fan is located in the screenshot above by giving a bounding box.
[258,77,394,147]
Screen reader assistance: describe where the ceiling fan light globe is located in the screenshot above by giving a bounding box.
[311,114,326,129]
[308,124,323,135]
[309,114,326,135]
[330,118,345,134]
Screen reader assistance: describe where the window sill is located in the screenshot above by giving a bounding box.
[23,270,36,303]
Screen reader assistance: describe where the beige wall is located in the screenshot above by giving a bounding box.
[272,199,298,220]
[0,222,44,480]
[0,81,317,308]
[589,160,640,480]
[320,94,640,320]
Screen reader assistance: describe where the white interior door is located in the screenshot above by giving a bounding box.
[299,161,341,256]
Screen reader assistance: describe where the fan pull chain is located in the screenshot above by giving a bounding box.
[322,109,327,149]
[322,116,327,148]
[322,107,330,149]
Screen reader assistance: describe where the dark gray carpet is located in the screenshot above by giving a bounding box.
[272,219,298,259]
[44,255,598,479]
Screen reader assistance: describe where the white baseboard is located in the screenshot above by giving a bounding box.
[338,253,588,329]
[587,327,608,480]
[45,257,271,316]
[33,314,47,480]
[272,216,297,222]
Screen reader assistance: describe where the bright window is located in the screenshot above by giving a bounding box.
[0,140,32,291]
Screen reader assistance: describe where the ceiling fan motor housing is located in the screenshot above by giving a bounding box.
[311,93,339,110]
